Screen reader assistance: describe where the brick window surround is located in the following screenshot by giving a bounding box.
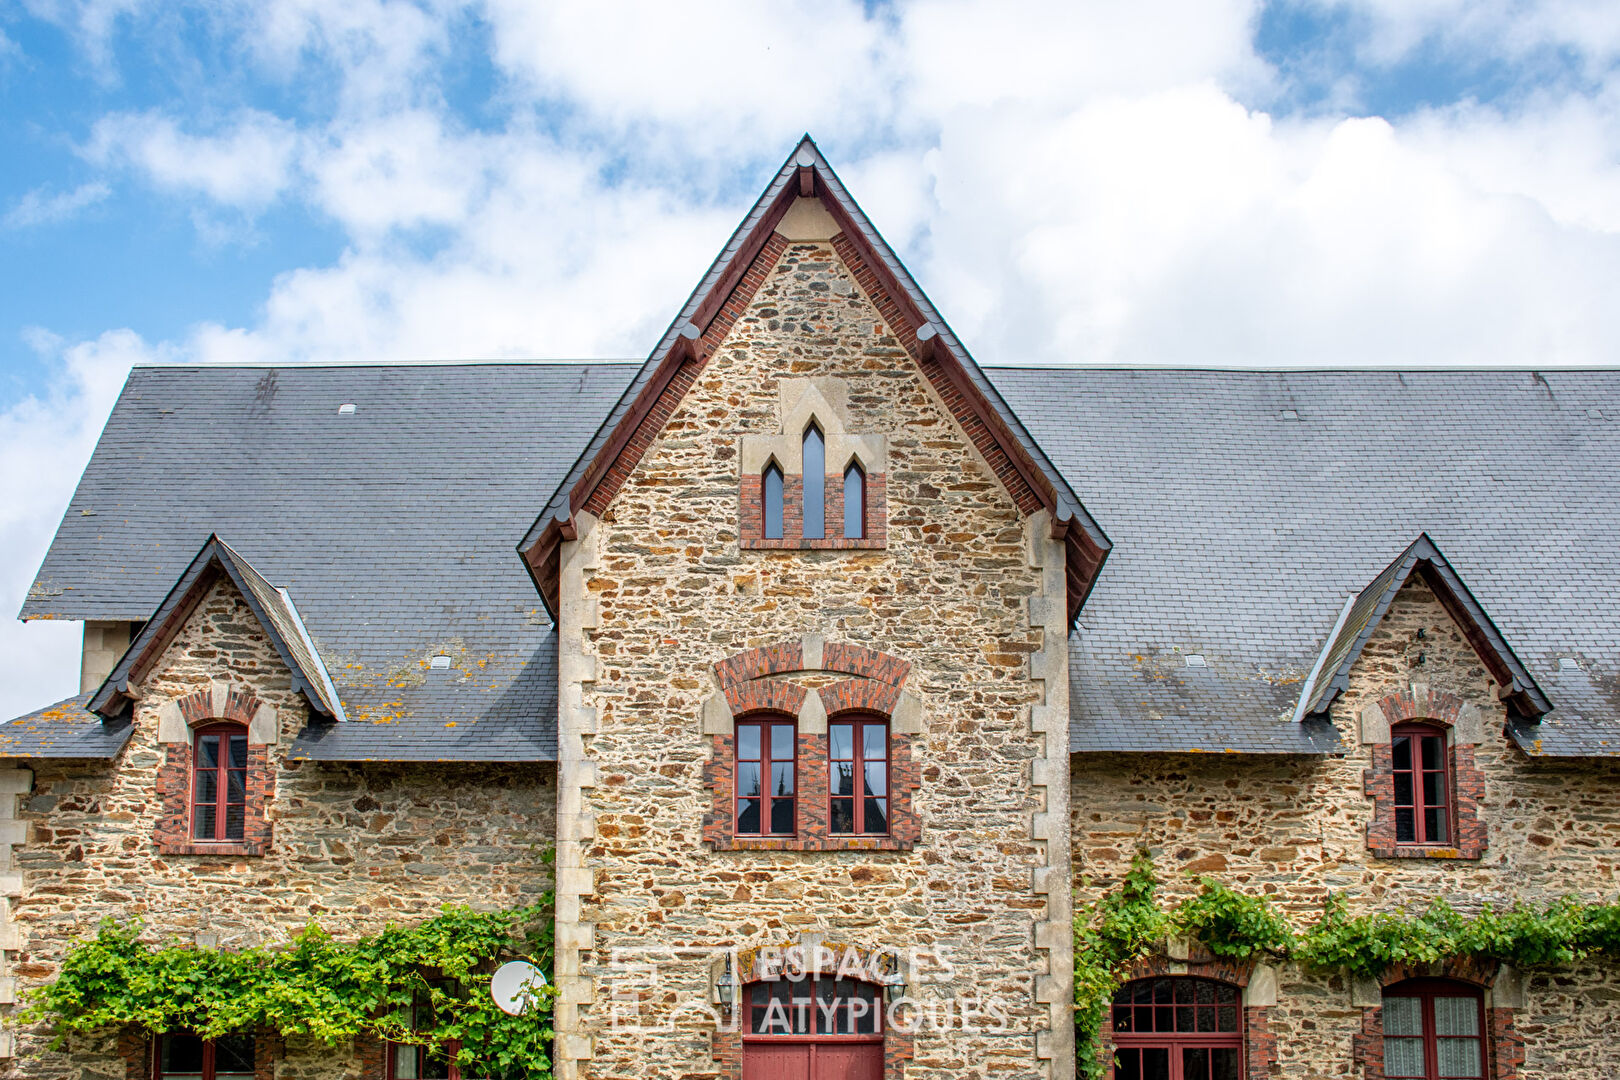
[154,687,274,857]
[704,641,920,852]
[1352,958,1523,1080]
[1094,951,1275,1080]
[1363,691,1486,860]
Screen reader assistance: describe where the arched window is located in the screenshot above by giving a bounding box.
[843,461,865,539]
[155,1033,255,1080]
[762,463,785,540]
[743,977,883,1075]
[829,717,887,835]
[802,424,825,539]
[1391,723,1450,845]
[736,716,796,836]
[192,722,249,842]
[1111,977,1241,1080]
[1382,980,1484,1079]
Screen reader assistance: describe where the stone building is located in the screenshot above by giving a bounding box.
[2,137,1618,1080]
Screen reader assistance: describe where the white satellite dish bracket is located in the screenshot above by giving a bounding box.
[490,960,549,1016]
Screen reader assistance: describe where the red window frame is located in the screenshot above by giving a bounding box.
[153,1033,255,1079]
[735,716,797,836]
[1380,980,1486,1080]
[1391,724,1451,845]
[191,722,249,843]
[1110,977,1244,1080]
[744,977,884,1041]
[829,717,889,836]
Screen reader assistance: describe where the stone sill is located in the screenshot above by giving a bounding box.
[711,836,914,852]
[1371,844,1482,861]
[157,841,269,857]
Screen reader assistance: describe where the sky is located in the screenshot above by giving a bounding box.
[2,0,1619,718]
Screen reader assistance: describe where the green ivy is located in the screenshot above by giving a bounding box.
[24,900,557,1079]
[1074,850,1620,1076]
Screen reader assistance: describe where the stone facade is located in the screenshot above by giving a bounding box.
[1,577,555,1078]
[556,226,1061,1079]
[1072,575,1620,1078]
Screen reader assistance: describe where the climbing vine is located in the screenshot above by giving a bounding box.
[24,900,556,1079]
[1074,850,1620,1078]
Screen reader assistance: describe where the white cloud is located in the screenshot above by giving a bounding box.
[86,109,301,208]
[3,181,111,228]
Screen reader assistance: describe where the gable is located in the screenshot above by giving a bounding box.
[518,136,1109,625]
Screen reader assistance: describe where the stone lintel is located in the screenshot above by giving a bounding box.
[1245,963,1279,1007]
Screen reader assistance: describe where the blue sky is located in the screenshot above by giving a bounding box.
[1,0,1619,715]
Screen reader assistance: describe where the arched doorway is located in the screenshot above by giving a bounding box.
[742,977,884,1079]
[1111,976,1243,1080]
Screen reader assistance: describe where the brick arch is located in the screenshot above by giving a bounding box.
[713,639,911,690]
[1098,949,1276,1080]
[174,684,263,728]
[1373,686,1468,729]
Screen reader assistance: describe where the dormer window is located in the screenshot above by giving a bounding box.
[843,461,865,539]
[801,424,825,540]
[762,463,784,540]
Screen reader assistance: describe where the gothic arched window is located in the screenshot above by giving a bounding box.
[801,424,825,540]
[843,461,865,539]
[762,463,785,540]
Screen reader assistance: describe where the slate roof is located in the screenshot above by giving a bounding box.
[88,536,346,721]
[0,693,132,759]
[22,362,638,762]
[984,367,1620,756]
[19,364,1620,760]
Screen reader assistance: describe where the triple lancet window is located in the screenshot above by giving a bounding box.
[759,424,866,542]
[1391,723,1450,845]
[192,723,249,842]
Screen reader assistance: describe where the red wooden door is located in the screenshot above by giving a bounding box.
[741,1041,882,1080]
[742,979,885,1080]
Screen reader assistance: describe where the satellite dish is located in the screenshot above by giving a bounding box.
[491,960,548,1016]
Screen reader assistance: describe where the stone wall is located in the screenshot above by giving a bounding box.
[564,224,1059,1078]
[1071,575,1620,1077]
[2,576,555,1078]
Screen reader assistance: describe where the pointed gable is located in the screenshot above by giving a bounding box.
[1298,534,1552,721]
[88,536,345,721]
[518,136,1109,625]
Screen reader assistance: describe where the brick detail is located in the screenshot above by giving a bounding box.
[712,641,910,688]
[1100,952,1273,1080]
[1354,962,1521,1080]
[830,231,1045,517]
[703,728,919,852]
[154,692,274,857]
[821,643,910,686]
[724,680,808,718]
[1364,692,1487,860]
[740,471,889,550]
[715,641,805,690]
[819,678,902,719]
[119,1030,150,1080]
[579,233,790,521]
[356,1033,387,1080]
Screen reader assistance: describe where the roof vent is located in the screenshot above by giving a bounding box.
[338,403,356,415]
[429,654,451,670]
[1279,409,1300,421]
[1184,654,1207,667]
[1559,656,1581,671]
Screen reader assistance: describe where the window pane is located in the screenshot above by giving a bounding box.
[1195,981,1215,1004]
[1382,996,1422,1036]
[763,467,784,540]
[1425,807,1448,843]
[831,761,856,797]
[1421,734,1443,770]
[1211,1047,1240,1080]
[863,762,886,797]
[736,799,761,834]
[1434,996,1479,1036]
[215,1033,255,1072]
[1383,1037,1427,1078]
[1112,1004,1133,1032]
[1197,1002,1215,1032]
[830,724,853,760]
[770,724,794,760]
[1392,736,1412,770]
[1183,1047,1209,1080]
[831,798,855,833]
[1393,772,1414,806]
[160,1034,206,1072]
[1116,1048,1141,1080]
[392,1044,420,1079]
[771,762,795,796]
[802,427,825,539]
[737,725,760,760]
[194,810,217,841]
[854,983,880,1035]
[196,770,218,804]
[198,736,220,769]
[1217,1004,1237,1031]
[844,465,864,539]
[818,980,849,1034]
[864,798,888,834]
[1176,1004,1194,1032]
[1142,1047,1170,1080]
[736,762,761,797]
[1438,1037,1483,1078]
[1396,807,1416,843]
[225,803,246,840]
[227,735,248,769]
[862,725,886,760]
[1215,983,1238,1005]
[769,798,795,835]
[227,771,246,804]
[1423,770,1446,807]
